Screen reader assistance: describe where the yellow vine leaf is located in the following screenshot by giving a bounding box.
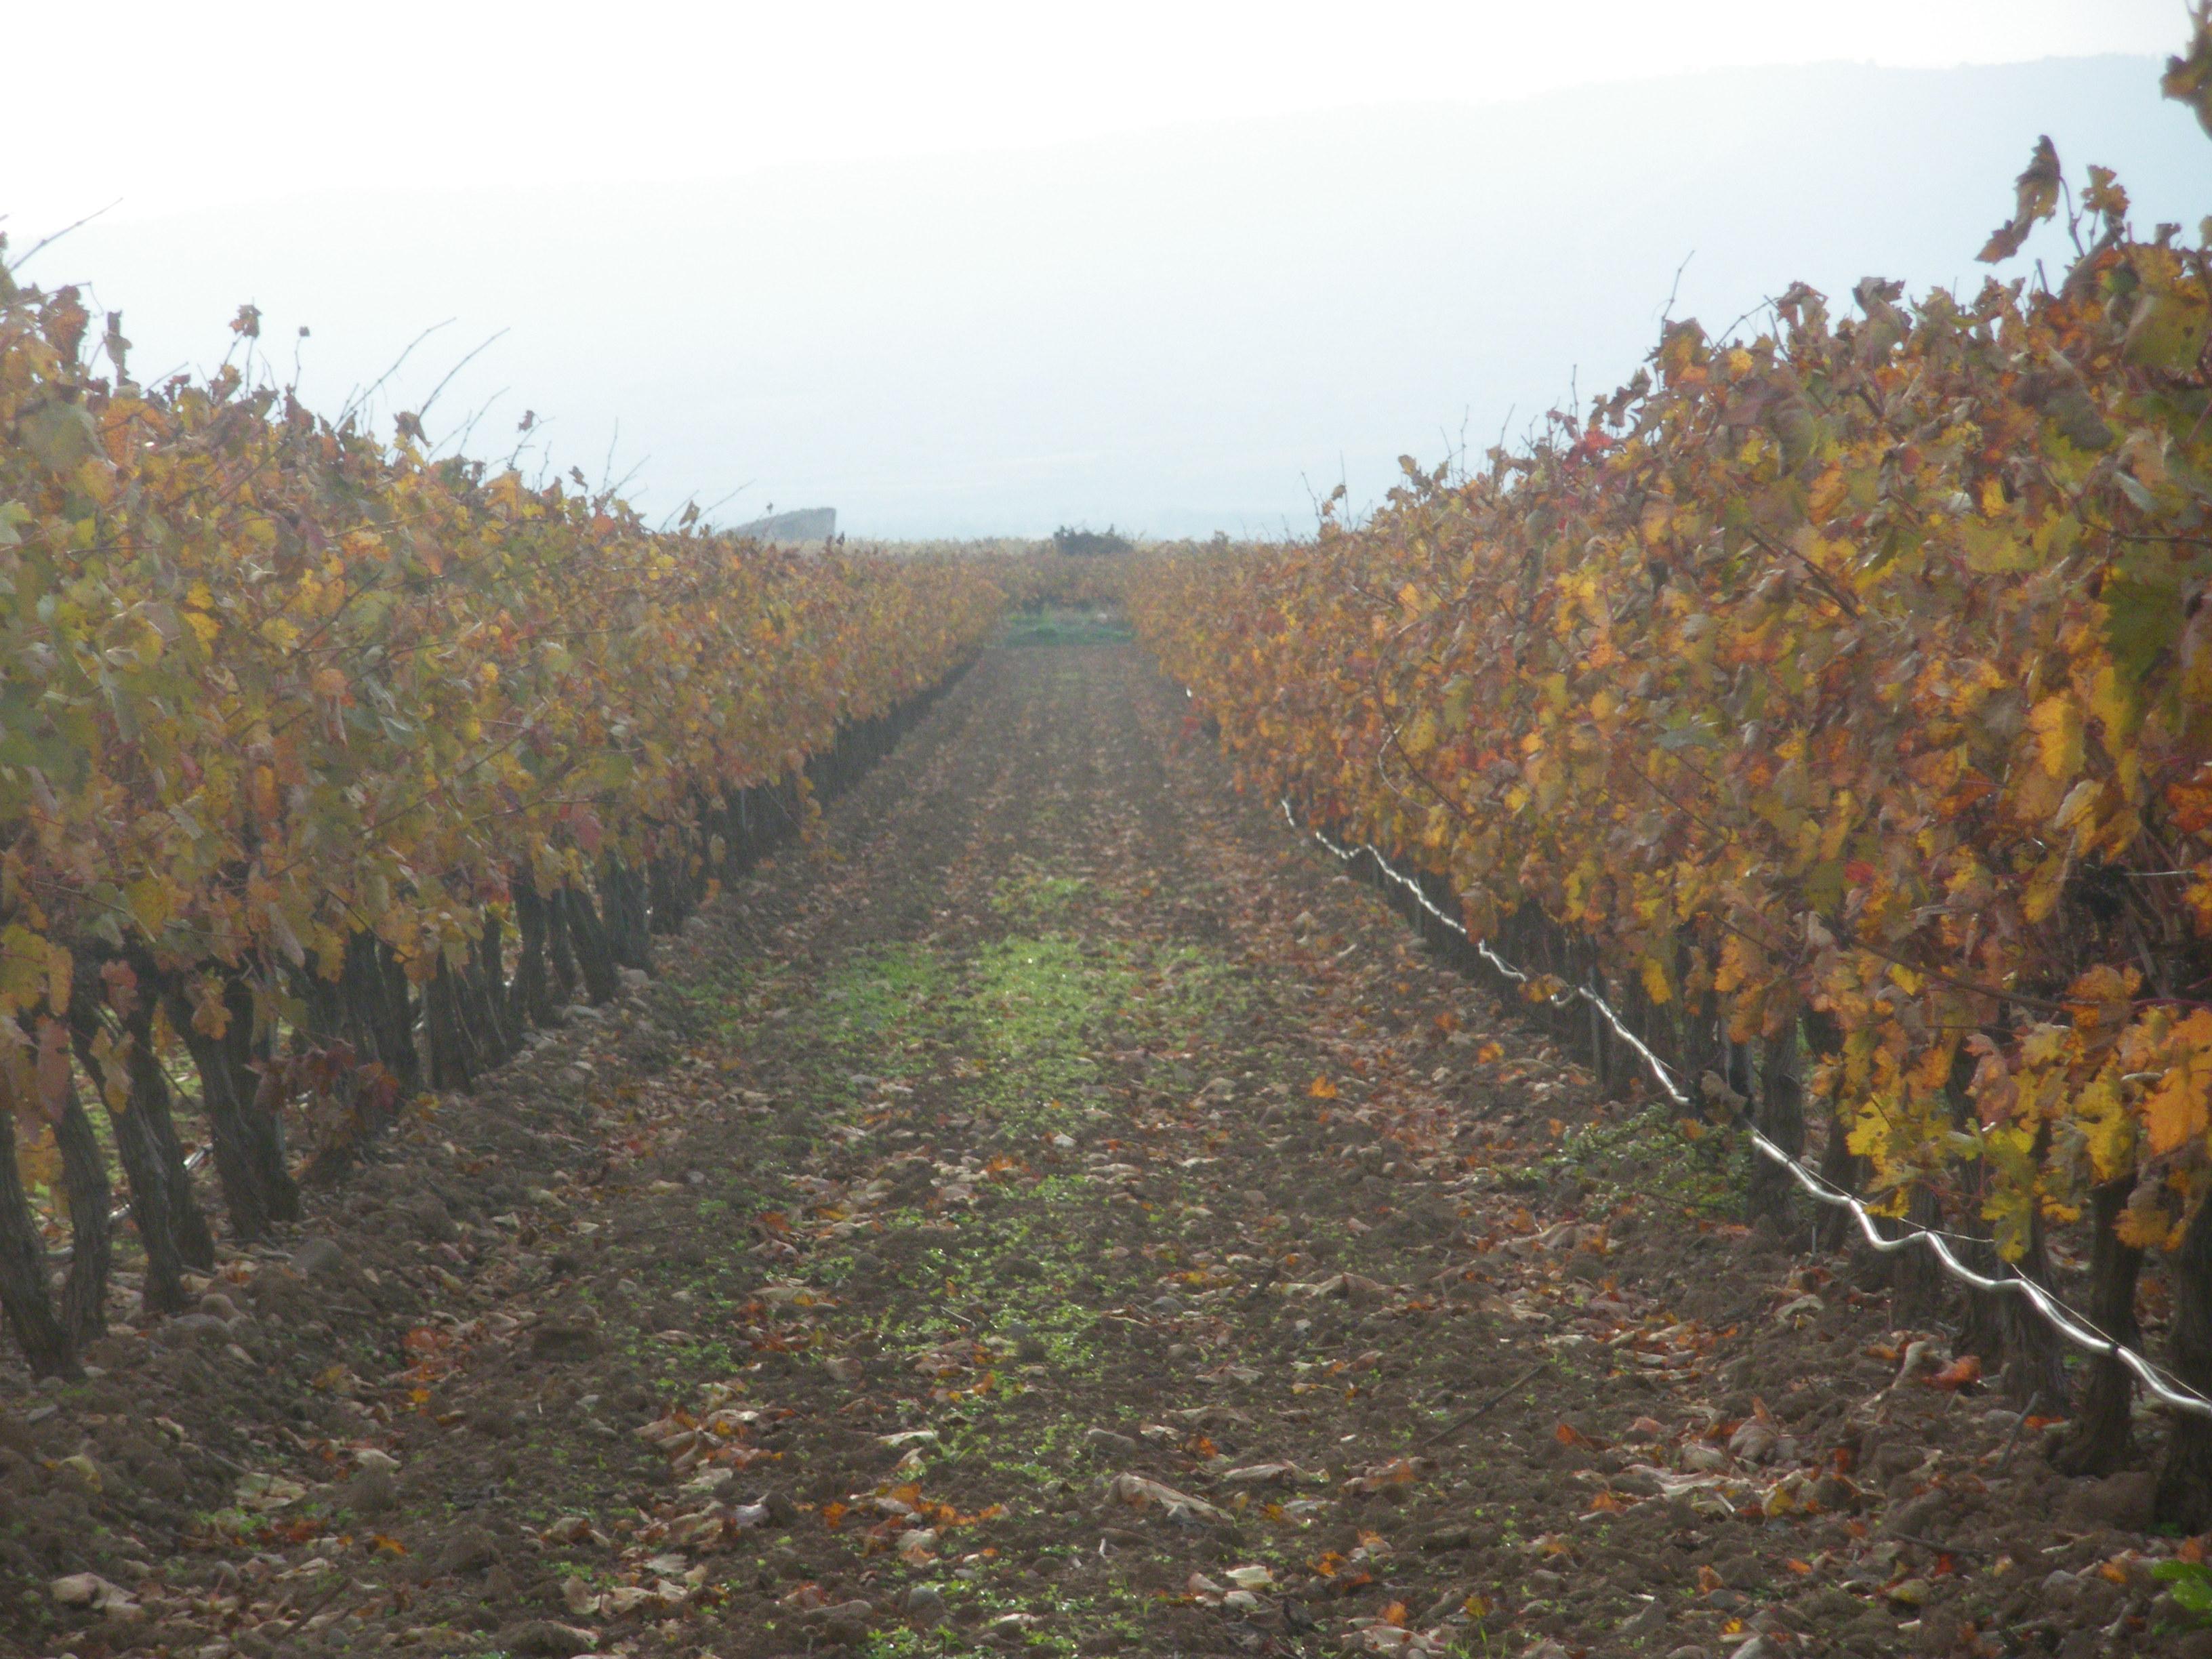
[2142,1011,2212,1155]
[2029,695,2084,782]
[2076,1069,2132,1181]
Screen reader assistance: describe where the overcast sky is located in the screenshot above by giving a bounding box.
[5,1,2205,537]
[5,1,2194,231]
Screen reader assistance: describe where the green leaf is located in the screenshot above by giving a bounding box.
[2124,291,2212,372]
[1441,675,1476,732]
[2102,576,2190,680]
[1655,720,1719,752]
[2153,1559,2212,1617]
[16,403,98,476]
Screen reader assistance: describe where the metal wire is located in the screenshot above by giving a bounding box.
[104,1145,209,1227]
[1281,796,2212,1420]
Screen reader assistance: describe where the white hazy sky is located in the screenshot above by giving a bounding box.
[5,0,2192,235]
[4,3,2205,538]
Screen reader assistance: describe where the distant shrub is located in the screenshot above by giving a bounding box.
[1051,525,1133,557]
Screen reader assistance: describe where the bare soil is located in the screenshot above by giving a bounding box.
[8,638,2206,1659]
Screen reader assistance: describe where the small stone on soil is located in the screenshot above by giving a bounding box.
[502,1618,601,1656]
[290,1236,345,1277]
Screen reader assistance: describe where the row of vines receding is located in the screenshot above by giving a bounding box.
[1132,14,2212,1525]
[0,251,1003,1380]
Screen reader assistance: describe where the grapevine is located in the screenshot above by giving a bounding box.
[0,261,1000,1374]
[1133,15,2212,1521]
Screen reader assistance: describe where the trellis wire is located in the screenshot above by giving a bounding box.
[1280,796,2212,1420]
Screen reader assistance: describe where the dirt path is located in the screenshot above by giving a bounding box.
[16,635,2196,1659]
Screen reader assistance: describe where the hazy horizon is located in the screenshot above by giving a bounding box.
[16,51,2208,539]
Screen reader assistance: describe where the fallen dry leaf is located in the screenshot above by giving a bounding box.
[1109,1472,1229,1524]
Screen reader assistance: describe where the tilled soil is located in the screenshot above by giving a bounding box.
[10,639,2207,1659]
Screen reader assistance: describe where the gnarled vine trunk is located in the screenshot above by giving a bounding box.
[164,972,299,1242]
[52,1082,111,1342]
[0,1116,76,1378]
[2156,1189,2212,1530]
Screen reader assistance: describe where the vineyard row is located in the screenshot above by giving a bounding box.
[1130,35,2212,1526]
[0,255,1002,1381]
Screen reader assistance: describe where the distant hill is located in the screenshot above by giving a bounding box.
[46,55,2209,537]
[730,507,836,544]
